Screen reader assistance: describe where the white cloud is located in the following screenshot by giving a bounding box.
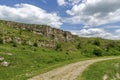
[102,26,120,29]
[57,0,66,6]
[70,28,120,40]
[57,0,87,6]
[79,28,110,38]
[68,0,84,5]
[116,29,120,33]
[64,0,120,40]
[115,29,120,37]
[65,0,120,27]
[0,3,62,28]
[57,0,86,6]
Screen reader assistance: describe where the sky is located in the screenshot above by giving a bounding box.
[0,0,120,40]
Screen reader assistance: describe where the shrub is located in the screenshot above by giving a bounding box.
[93,39,100,46]
[12,43,17,47]
[10,41,17,47]
[33,42,38,47]
[0,38,3,44]
[66,50,69,55]
[93,47,103,56]
[19,29,22,35]
[77,43,82,49]
[106,41,116,51]
[55,43,62,51]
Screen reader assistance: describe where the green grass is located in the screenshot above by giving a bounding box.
[0,43,117,80]
[0,43,111,80]
[79,58,120,80]
[0,43,89,80]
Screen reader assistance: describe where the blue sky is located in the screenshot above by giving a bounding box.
[0,0,120,40]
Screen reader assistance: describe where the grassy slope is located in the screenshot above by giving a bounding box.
[0,20,120,80]
[0,22,84,80]
[0,43,88,80]
[79,58,120,80]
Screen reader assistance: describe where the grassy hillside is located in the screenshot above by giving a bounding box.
[0,20,120,79]
[80,58,120,80]
[0,43,86,80]
[0,20,120,57]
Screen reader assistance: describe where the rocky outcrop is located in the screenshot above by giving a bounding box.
[0,20,74,48]
[0,20,74,42]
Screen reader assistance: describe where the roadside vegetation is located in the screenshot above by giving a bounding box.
[0,20,120,79]
[0,43,87,80]
[80,58,120,80]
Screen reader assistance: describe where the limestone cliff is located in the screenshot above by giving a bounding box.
[0,20,74,48]
[0,20,73,41]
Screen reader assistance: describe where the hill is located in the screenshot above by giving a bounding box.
[0,20,120,79]
[0,20,120,56]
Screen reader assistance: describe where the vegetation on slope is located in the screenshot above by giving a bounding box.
[0,20,120,57]
[0,20,120,79]
[80,58,120,80]
[0,43,86,80]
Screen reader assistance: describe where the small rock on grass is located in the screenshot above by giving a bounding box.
[0,57,4,61]
[5,53,13,56]
[1,61,9,67]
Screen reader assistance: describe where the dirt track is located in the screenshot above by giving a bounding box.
[28,57,120,80]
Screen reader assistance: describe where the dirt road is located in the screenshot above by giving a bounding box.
[28,57,120,80]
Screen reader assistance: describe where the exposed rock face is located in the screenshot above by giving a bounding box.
[1,20,74,42]
[2,36,12,43]
[0,20,74,48]
[12,37,22,44]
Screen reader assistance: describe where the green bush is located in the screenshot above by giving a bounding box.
[93,39,100,46]
[77,42,82,49]
[105,41,116,51]
[12,43,17,47]
[10,41,18,47]
[55,43,62,51]
[0,38,3,44]
[33,42,38,47]
[93,47,103,56]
